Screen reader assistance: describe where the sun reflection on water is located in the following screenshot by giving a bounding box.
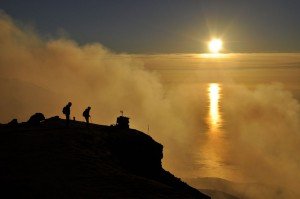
[208,83,222,131]
[196,83,233,180]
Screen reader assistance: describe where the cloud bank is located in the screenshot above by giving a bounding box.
[0,12,203,174]
[222,83,300,198]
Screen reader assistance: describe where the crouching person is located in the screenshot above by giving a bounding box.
[83,106,91,127]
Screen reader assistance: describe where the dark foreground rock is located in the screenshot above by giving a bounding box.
[0,118,210,199]
[27,113,45,126]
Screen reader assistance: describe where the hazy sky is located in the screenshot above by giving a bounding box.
[1,0,300,53]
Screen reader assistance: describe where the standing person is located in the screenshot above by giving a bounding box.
[83,106,91,127]
[62,102,72,126]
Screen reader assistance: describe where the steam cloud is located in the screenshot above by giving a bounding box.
[1,12,300,198]
[0,12,201,174]
[223,84,300,198]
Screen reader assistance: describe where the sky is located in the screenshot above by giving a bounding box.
[1,0,300,53]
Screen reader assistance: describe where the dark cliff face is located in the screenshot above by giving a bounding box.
[106,128,163,177]
[0,118,210,199]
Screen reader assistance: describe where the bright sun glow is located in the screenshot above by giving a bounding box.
[208,39,223,54]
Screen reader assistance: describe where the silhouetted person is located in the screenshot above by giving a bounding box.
[83,106,91,127]
[62,102,72,126]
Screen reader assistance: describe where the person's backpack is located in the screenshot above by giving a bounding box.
[83,110,88,117]
[62,106,67,114]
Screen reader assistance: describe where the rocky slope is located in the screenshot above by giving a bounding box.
[0,118,210,199]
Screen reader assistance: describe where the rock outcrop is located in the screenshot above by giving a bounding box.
[27,113,45,126]
[6,118,18,127]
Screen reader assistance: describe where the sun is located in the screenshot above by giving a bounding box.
[208,39,223,54]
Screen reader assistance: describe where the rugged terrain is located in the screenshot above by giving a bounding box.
[0,117,210,198]
[186,177,300,199]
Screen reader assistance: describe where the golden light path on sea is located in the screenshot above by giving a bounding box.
[208,83,222,131]
[196,83,245,181]
[195,83,241,181]
[200,83,224,173]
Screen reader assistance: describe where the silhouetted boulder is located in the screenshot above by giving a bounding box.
[6,119,18,127]
[27,113,45,126]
